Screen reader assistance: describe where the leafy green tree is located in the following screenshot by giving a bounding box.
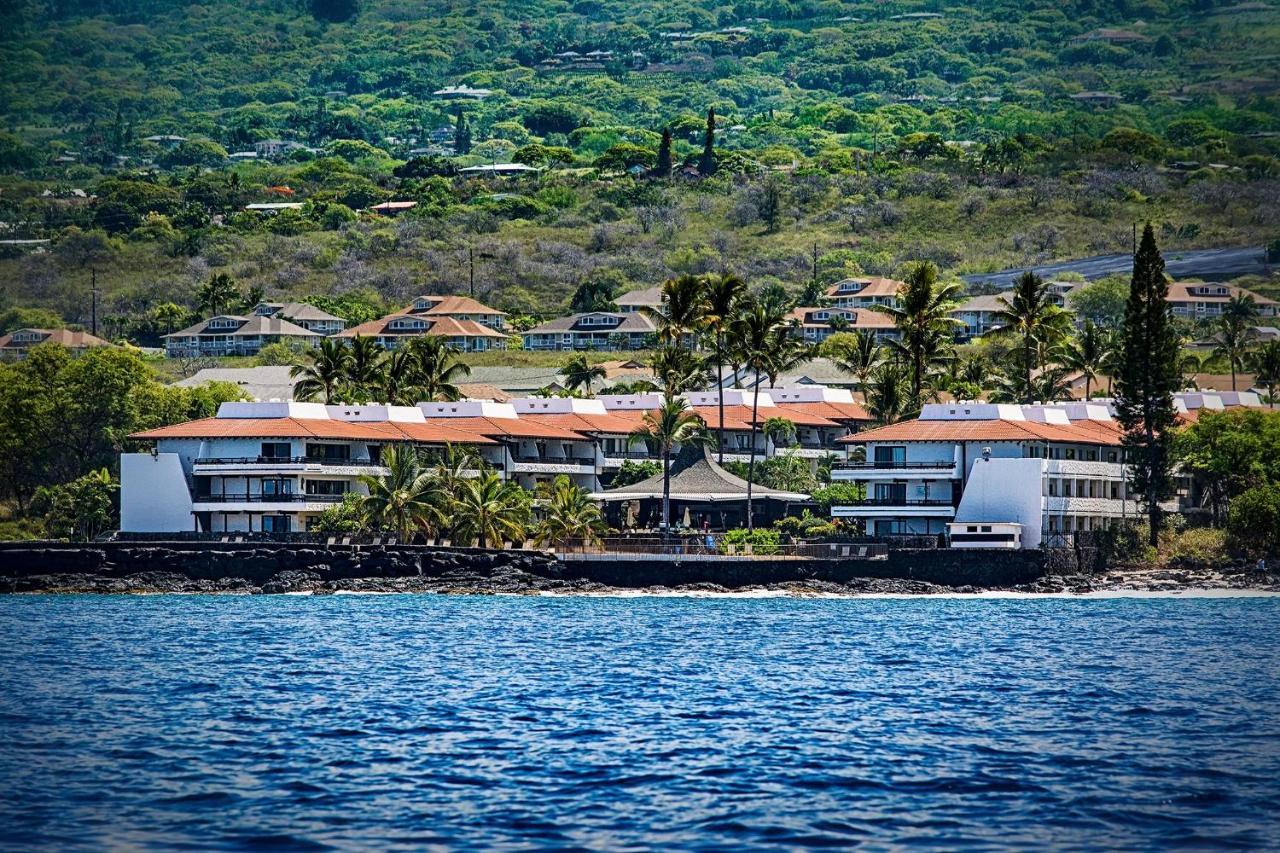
[824,330,882,389]
[358,445,440,542]
[309,493,368,534]
[569,270,623,312]
[1227,484,1280,556]
[1250,341,1280,408]
[160,139,228,168]
[559,354,607,395]
[406,335,471,401]
[699,107,717,175]
[594,143,655,172]
[1115,225,1183,546]
[631,395,707,531]
[454,109,472,155]
[291,338,352,403]
[1175,409,1280,525]
[1067,277,1129,327]
[195,273,241,316]
[452,471,532,548]
[0,307,64,334]
[611,459,661,487]
[32,468,117,541]
[703,271,747,462]
[732,297,791,529]
[654,127,673,178]
[310,0,359,22]
[1211,296,1258,392]
[533,475,607,547]
[871,262,962,411]
[1060,320,1114,400]
[991,272,1074,403]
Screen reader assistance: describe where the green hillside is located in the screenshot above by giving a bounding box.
[1,0,1278,340]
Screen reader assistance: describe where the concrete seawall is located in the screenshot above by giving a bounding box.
[0,541,1055,592]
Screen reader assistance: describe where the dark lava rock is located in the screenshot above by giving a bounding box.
[260,570,323,594]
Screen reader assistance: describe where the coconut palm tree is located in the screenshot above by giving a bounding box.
[532,475,608,547]
[650,345,710,394]
[703,271,747,463]
[731,298,791,529]
[1060,319,1114,400]
[291,338,352,403]
[344,335,386,402]
[828,329,882,390]
[865,361,909,424]
[989,271,1073,404]
[1211,309,1258,392]
[195,272,241,316]
[1249,340,1280,408]
[559,354,607,395]
[763,416,797,449]
[358,445,441,542]
[871,262,963,411]
[647,274,707,346]
[380,349,421,405]
[407,335,470,402]
[631,394,707,531]
[452,471,532,548]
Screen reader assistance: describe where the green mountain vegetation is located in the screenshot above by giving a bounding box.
[0,0,1278,340]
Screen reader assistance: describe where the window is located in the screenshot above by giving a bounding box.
[873,446,906,467]
[261,479,293,496]
[262,515,291,533]
[981,525,991,533]
[305,480,348,495]
[261,442,291,460]
[1048,480,1058,497]
[306,444,350,461]
[873,482,907,503]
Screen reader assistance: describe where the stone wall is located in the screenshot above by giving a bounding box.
[0,541,1052,591]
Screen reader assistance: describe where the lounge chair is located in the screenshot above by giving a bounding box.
[371,536,382,546]
[743,544,753,556]
[325,536,336,546]
[340,536,351,546]
[839,546,850,558]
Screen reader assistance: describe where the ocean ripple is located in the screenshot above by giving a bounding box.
[0,596,1278,849]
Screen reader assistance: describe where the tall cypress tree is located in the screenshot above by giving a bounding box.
[1114,224,1182,546]
[454,108,472,155]
[698,107,716,175]
[655,127,673,177]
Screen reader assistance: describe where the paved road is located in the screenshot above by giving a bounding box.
[963,246,1270,289]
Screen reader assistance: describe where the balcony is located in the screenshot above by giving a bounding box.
[830,498,956,519]
[193,456,385,475]
[509,456,598,474]
[830,460,959,480]
[193,493,345,504]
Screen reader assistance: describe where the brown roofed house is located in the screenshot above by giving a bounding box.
[0,328,111,360]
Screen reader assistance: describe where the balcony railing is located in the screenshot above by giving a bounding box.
[195,456,378,466]
[837,498,955,507]
[832,461,957,470]
[602,450,660,460]
[192,493,345,504]
[512,456,597,465]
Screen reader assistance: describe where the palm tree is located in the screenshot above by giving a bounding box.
[732,298,791,529]
[195,272,241,316]
[989,271,1073,404]
[829,329,882,390]
[358,445,441,542]
[647,274,707,346]
[407,335,471,402]
[291,338,352,403]
[703,272,747,463]
[344,335,386,402]
[1060,320,1114,400]
[631,395,707,531]
[865,361,909,424]
[1249,340,1280,407]
[380,349,420,405]
[1212,308,1258,392]
[559,354,607,395]
[452,471,532,548]
[650,345,710,395]
[533,475,608,547]
[871,262,963,410]
[152,302,188,335]
[763,416,796,449]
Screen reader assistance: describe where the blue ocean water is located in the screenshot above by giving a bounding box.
[1,595,1279,850]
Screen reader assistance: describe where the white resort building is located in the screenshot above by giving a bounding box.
[121,387,872,534]
[828,394,1263,547]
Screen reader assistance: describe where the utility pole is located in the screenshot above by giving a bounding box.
[811,242,819,291]
[90,267,100,337]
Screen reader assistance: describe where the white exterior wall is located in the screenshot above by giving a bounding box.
[954,457,1045,547]
[120,453,195,532]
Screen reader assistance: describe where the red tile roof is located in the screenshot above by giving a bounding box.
[838,418,1124,446]
[130,417,498,444]
[775,401,874,423]
[335,315,508,339]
